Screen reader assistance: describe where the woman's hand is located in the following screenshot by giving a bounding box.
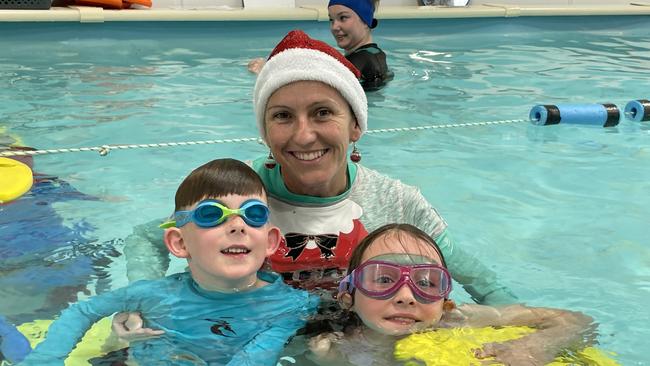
[111,312,165,342]
[247,58,266,74]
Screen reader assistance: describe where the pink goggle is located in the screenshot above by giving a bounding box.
[338,260,452,303]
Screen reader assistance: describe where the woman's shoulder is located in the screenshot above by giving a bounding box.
[355,164,420,192]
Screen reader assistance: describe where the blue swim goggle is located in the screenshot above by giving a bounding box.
[160,199,270,229]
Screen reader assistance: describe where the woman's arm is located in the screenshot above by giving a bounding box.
[123,219,170,282]
[113,219,170,341]
[401,184,517,305]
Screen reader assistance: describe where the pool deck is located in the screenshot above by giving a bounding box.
[1,2,650,22]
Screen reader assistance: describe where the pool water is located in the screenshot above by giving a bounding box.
[1,17,649,365]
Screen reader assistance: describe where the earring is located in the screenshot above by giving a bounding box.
[264,151,277,169]
[350,142,361,163]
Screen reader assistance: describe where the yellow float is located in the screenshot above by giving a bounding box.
[18,317,117,365]
[394,326,619,366]
[0,157,33,204]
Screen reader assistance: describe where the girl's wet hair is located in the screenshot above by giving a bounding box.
[174,158,266,211]
[347,223,448,274]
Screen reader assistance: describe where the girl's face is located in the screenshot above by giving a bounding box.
[352,233,446,336]
[328,4,372,53]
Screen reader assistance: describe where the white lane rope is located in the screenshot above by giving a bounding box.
[0,118,527,158]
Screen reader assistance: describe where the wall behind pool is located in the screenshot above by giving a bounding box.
[2,0,648,23]
[157,0,645,9]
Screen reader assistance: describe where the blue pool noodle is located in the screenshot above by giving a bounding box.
[529,103,620,127]
[624,99,650,122]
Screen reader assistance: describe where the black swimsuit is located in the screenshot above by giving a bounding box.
[346,43,394,91]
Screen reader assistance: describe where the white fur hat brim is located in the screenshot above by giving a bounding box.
[254,48,367,143]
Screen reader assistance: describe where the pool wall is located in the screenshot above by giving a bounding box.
[1,0,649,22]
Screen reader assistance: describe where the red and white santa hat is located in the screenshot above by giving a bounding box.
[253,30,368,142]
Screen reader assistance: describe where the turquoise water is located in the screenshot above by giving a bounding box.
[1,17,649,364]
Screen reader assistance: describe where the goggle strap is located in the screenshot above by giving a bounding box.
[159,220,176,229]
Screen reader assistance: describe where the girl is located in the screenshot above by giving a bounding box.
[327,0,393,91]
[308,223,599,366]
[249,1,392,91]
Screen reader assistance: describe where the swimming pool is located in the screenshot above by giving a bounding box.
[1,16,649,364]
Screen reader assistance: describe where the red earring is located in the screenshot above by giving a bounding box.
[265,151,277,169]
[350,142,361,163]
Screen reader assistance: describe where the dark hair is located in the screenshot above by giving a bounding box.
[174,158,266,211]
[347,223,448,274]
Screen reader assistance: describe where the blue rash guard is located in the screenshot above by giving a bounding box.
[21,271,319,366]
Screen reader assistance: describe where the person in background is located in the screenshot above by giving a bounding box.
[248,0,392,91]
[21,158,319,366]
[327,0,392,90]
[308,223,596,365]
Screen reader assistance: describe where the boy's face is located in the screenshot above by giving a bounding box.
[165,193,280,291]
[352,234,446,336]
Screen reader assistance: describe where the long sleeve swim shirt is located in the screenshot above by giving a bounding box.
[20,271,319,366]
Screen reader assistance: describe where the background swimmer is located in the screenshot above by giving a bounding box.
[248,0,391,91]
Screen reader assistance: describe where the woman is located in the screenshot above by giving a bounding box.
[115,30,515,341]
[248,0,392,91]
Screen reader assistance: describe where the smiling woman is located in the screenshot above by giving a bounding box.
[247,30,514,304]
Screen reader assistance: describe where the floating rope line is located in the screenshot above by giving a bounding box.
[364,118,526,134]
[0,118,527,158]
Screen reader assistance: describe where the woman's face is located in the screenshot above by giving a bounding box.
[352,233,446,336]
[328,4,372,53]
[264,81,361,198]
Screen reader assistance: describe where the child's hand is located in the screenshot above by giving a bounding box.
[308,332,343,359]
[111,312,165,342]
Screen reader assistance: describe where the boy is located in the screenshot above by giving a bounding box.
[21,158,319,366]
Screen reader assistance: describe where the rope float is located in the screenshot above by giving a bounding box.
[0,118,526,158]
